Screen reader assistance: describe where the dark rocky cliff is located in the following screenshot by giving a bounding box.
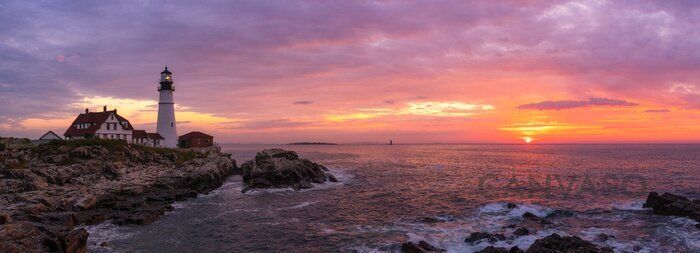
[0,139,237,252]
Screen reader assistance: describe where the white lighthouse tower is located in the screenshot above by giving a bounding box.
[156,66,178,148]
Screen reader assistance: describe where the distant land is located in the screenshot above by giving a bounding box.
[287,142,338,145]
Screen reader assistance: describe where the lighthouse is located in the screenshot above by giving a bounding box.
[156,66,178,148]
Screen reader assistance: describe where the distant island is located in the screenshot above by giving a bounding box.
[287,142,338,145]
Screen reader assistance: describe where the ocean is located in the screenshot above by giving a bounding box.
[85,144,700,252]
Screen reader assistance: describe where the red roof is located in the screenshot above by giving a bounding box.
[147,133,164,140]
[64,110,134,137]
[132,130,147,139]
[179,131,213,139]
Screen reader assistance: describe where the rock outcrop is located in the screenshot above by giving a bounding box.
[240,149,336,192]
[465,232,506,244]
[400,240,446,253]
[476,246,524,253]
[0,139,237,252]
[643,192,700,226]
[526,234,613,253]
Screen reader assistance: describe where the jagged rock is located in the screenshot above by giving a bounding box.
[0,221,44,253]
[476,246,524,253]
[64,228,88,253]
[596,233,614,242]
[522,212,538,218]
[644,192,700,223]
[73,195,96,210]
[526,233,613,253]
[0,140,237,252]
[327,173,338,182]
[513,227,529,236]
[241,149,334,192]
[465,232,506,244]
[0,211,12,224]
[70,146,108,159]
[401,241,446,253]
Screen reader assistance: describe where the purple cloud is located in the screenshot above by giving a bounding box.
[292,101,313,105]
[518,98,639,110]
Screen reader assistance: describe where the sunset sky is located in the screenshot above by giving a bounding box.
[2,0,700,143]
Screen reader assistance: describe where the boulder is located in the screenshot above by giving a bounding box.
[401,241,446,253]
[477,246,524,253]
[526,233,613,253]
[465,232,506,244]
[513,227,529,236]
[64,228,88,253]
[0,211,12,224]
[644,192,700,223]
[73,195,97,210]
[0,221,44,252]
[241,149,334,192]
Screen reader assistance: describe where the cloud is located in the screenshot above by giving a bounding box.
[292,101,313,105]
[518,98,639,110]
[231,119,313,130]
[645,109,670,113]
[325,101,494,122]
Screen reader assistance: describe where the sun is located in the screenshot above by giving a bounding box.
[522,136,534,144]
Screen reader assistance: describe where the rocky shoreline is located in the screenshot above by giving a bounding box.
[0,139,237,252]
[400,194,700,253]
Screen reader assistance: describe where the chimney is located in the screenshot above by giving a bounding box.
[85,108,89,113]
[103,105,107,112]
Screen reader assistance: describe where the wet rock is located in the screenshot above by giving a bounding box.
[241,149,333,192]
[513,227,529,236]
[522,212,538,218]
[477,246,524,253]
[328,173,338,182]
[401,241,446,253]
[73,195,97,210]
[526,233,613,253]
[644,192,700,223]
[99,241,108,247]
[0,221,44,252]
[0,211,12,224]
[507,203,518,209]
[596,233,615,242]
[465,232,506,244]
[64,228,88,253]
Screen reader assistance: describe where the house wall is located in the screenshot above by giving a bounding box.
[95,113,133,143]
[182,137,213,148]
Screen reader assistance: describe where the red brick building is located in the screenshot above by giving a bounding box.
[178,131,214,148]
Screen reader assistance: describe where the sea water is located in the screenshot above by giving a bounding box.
[85,144,700,252]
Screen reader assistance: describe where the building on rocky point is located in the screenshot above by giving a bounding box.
[64,106,134,141]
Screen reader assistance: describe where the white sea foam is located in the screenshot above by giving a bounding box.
[275,201,319,210]
[82,222,135,252]
[611,200,650,211]
[477,202,554,218]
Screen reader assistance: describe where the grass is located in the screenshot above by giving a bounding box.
[31,138,202,167]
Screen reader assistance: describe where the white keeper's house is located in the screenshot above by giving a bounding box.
[63,106,163,147]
